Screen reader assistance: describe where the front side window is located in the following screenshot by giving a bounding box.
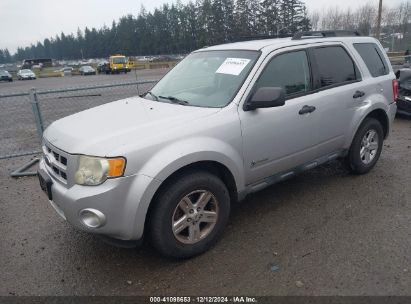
[145,50,260,107]
[353,43,389,77]
[254,50,311,96]
[313,46,359,88]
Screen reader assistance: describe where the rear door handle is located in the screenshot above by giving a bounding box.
[353,90,365,99]
[299,105,316,115]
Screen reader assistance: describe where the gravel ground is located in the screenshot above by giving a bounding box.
[0,116,410,296]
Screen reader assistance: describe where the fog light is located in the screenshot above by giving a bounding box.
[79,208,106,228]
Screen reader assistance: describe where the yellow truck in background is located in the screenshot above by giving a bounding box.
[126,56,137,69]
[98,55,130,74]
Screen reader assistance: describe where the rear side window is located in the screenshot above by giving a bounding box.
[354,43,389,77]
[312,46,359,88]
[255,50,311,96]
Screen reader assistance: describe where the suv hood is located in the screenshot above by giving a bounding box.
[44,96,220,155]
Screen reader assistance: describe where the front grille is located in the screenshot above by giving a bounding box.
[42,142,68,184]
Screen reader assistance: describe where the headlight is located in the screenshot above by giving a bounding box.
[74,156,126,186]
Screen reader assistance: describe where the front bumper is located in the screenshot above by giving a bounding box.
[38,158,161,241]
[112,68,127,72]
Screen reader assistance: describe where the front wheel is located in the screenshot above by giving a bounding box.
[346,118,384,174]
[149,171,230,258]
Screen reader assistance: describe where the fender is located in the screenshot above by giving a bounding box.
[127,136,245,239]
[139,136,245,189]
[344,96,390,150]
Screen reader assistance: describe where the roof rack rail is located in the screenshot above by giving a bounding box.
[234,34,292,42]
[292,30,361,40]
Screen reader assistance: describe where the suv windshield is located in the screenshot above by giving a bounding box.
[146,50,260,107]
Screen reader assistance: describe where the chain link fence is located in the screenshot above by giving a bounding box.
[0,80,157,160]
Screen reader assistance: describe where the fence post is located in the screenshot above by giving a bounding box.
[29,88,44,144]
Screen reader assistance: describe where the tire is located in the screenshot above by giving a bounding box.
[346,118,384,174]
[149,171,231,258]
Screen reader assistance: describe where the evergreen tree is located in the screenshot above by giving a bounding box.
[3,49,12,63]
[279,0,306,35]
[260,0,281,35]
[234,0,252,38]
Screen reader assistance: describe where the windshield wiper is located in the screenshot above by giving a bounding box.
[159,95,190,105]
[141,91,158,101]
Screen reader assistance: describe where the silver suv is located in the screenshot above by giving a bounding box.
[38,31,397,258]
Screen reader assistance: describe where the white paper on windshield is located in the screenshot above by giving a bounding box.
[216,58,251,76]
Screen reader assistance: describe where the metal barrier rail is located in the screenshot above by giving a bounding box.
[0,92,30,98]
[35,79,158,95]
[388,55,411,65]
[0,150,42,161]
[0,79,158,162]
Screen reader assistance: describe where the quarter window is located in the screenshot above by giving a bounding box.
[312,46,359,88]
[255,50,311,96]
[354,43,389,77]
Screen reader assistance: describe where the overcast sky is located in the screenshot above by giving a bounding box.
[0,0,403,53]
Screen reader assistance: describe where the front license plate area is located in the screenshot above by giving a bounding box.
[38,169,53,200]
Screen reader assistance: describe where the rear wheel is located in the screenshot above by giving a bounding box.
[346,118,384,174]
[149,171,230,258]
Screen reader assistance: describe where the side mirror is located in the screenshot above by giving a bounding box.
[244,87,286,111]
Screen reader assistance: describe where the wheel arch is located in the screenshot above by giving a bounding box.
[143,160,238,237]
[155,160,238,203]
[362,108,389,139]
[349,107,390,147]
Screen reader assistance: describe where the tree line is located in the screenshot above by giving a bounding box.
[1,0,310,63]
[3,0,408,64]
[0,49,12,64]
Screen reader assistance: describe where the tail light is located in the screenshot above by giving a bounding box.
[392,79,398,102]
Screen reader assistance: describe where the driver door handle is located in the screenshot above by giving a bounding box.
[299,105,316,115]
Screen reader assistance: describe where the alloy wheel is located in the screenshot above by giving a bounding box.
[172,190,219,244]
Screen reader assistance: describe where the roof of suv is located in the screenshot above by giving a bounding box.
[201,36,378,53]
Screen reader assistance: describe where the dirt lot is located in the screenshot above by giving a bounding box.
[0,116,410,296]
